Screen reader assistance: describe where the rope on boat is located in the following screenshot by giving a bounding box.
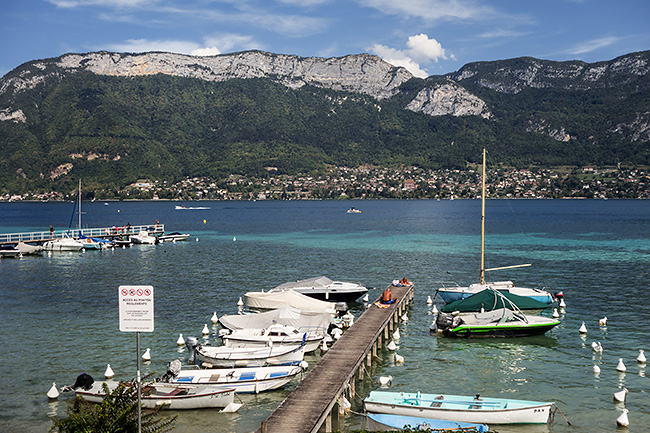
[551,404,572,426]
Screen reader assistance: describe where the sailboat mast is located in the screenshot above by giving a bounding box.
[78,179,82,235]
[480,148,486,285]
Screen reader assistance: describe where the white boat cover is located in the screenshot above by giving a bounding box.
[273,276,334,290]
[244,290,336,314]
[219,306,333,331]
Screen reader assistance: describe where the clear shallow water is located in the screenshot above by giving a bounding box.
[1,199,649,433]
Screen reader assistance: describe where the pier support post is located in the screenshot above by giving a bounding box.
[349,377,355,398]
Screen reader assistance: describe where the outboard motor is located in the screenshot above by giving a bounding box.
[334,302,348,315]
[185,336,199,364]
[161,359,182,382]
[62,373,94,392]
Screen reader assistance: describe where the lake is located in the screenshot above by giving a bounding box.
[0,199,648,432]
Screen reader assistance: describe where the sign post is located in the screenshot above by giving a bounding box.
[119,285,154,433]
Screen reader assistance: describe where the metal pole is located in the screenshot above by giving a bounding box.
[137,331,142,433]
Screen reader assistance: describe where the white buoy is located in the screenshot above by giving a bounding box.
[593,364,601,374]
[579,322,588,334]
[332,328,343,340]
[362,293,369,303]
[237,297,244,307]
[426,296,432,305]
[233,236,236,241]
[393,329,401,341]
[387,340,397,351]
[104,363,114,379]
[320,339,328,352]
[616,408,629,427]
[211,312,219,324]
[202,324,210,335]
[552,308,559,318]
[617,358,627,372]
[637,349,646,364]
[196,237,199,242]
[379,375,393,386]
[614,387,628,402]
[559,298,566,308]
[591,341,603,353]
[394,353,404,364]
[599,316,607,326]
[432,304,438,314]
[299,360,309,370]
[177,333,185,346]
[401,313,409,322]
[47,382,59,399]
[142,348,151,362]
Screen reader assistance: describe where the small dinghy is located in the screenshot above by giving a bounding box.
[366,413,488,432]
[164,359,303,394]
[64,373,236,410]
[186,336,306,367]
[364,390,553,424]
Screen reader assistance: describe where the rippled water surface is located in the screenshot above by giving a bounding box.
[1,199,649,433]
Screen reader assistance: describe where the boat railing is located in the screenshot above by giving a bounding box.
[0,224,164,245]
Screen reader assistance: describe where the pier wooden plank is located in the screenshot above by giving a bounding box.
[256,283,413,433]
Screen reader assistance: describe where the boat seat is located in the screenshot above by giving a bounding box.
[165,388,185,397]
[431,395,444,407]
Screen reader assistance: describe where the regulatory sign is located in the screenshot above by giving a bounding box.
[119,285,154,332]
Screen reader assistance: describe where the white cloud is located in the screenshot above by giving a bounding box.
[370,34,451,78]
[47,0,153,8]
[191,47,221,56]
[105,33,260,57]
[567,37,620,55]
[360,0,494,22]
[108,39,201,54]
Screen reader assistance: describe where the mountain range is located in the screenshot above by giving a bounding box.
[0,49,648,195]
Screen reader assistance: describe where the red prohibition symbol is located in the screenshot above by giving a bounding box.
[129,289,136,296]
[136,289,143,296]
[121,289,128,296]
[144,288,151,296]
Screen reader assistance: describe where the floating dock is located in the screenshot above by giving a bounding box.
[257,283,414,433]
[0,224,164,246]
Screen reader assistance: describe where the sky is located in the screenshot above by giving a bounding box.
[2,0,649,79]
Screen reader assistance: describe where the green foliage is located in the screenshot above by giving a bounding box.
[49,381,176,433]
[0,51,649,196]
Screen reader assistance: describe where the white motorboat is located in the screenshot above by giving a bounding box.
[436,149,553,305]
[166,361,303,394]
[159,232,190,242]
[79,235,103,250]
[218,306,333,335]
[221,323,324,353]
[187,337,306,367]
[130,230,159,244]
[15,242,43,255]
[0,247,21,258]
[66,373,236,410]
[364,390,553,424]
[270,276,368,302]
[43,236,84,252]
[244,289,336,314]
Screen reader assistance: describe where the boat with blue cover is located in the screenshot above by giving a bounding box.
[364,390,553,424]
[366,413,488,432]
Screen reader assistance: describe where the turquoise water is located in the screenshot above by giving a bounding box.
[0,199,649,432]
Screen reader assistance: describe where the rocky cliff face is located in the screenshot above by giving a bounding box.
[447,51,650,94]
[0,50,492,122]
[405,80,492,118]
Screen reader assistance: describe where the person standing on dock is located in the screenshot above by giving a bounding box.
[49,225,54,239]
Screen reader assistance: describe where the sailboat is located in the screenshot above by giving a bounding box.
[436,149,553,305]
[74,180,103,250]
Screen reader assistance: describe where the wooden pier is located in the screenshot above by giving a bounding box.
[257,283,414,433]
[0,224,165,246]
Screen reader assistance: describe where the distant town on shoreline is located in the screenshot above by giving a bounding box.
[2,165,649,202]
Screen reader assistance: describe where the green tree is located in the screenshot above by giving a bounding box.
[50,381,176,433]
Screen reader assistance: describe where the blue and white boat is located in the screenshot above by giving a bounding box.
[166,361,303,394]
[436,150,553,305]
[364,390,553,424]
[366,413,488,432]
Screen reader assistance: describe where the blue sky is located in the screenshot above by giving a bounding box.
[2,0,649,78]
